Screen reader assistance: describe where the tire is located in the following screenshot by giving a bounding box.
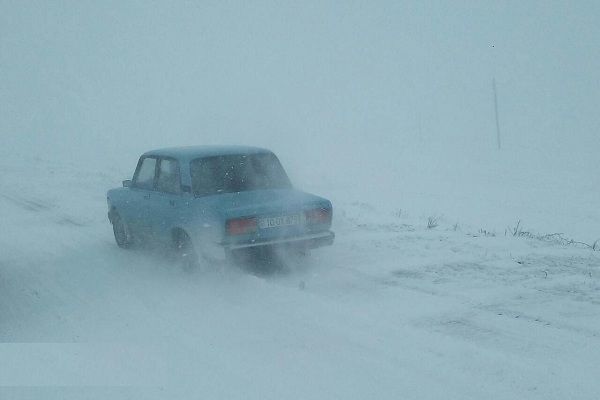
[112,213,134,248]
[173,229,199,270]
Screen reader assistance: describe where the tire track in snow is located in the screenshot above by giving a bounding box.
[0,192,87,227]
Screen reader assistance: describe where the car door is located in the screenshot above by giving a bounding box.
[127,156,159,240]
[151,157,184,244]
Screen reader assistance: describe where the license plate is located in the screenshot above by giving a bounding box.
[259,214,305,229]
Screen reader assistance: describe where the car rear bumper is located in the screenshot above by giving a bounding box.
[223,231,335,251]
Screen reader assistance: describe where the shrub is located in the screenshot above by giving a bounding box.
[427,215,439,229]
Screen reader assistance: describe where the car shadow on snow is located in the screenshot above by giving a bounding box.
[226,247,311,277]
[109,237,312,279]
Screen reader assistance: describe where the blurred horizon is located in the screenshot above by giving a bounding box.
[1,0,599,238]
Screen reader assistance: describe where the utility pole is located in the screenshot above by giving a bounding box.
[493,77,501,150]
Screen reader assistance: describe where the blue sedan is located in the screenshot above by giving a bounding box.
[107,146,334,265]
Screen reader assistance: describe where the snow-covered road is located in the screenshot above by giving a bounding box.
[1,155,599,399]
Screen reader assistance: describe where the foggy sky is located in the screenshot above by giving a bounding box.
[1,0,599,202]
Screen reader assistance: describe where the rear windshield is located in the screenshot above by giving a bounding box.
[190,153,292,196]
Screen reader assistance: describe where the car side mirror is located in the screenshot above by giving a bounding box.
[123,180,132,188]
[181,185,191,194]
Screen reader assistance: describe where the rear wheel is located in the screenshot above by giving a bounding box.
[112,213,134,248]
[173,229,199,270]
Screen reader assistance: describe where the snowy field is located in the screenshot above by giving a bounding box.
[0,149,598,399]
[2,1,600,399]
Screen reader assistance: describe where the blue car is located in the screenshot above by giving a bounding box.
[107,146,334,264]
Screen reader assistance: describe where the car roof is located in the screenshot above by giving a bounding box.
[142,145,272,161]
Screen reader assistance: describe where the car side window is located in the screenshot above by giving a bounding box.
[156,158,181,194]
[133,157,157,190]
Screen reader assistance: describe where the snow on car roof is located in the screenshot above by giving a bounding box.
[142,145,272,161]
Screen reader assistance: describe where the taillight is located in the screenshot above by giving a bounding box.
[305,208,331,225]
[226,217,258,235]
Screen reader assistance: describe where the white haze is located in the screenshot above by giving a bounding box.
[1,1,600,399]
[2,1,599,238]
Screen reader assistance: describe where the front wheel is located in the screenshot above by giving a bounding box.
[112,214,134,248]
